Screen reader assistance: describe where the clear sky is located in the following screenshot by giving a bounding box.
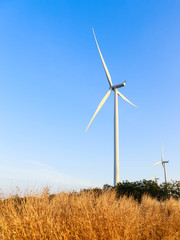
[0,0,179,194]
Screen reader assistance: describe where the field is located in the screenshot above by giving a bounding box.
[0,189,179,240]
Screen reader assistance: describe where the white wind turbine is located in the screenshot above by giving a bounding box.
[150,176,159,183]
[153,144,169,184]
[85,29,137,186]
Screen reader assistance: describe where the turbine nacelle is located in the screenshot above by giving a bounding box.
[111,81,126,90]
[162,161,169,164]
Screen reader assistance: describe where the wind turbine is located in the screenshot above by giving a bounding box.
[153,144,169,184]
[150,177,159,183]
[85,29,137,186]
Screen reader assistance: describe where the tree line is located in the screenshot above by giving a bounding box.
[81,180,180,203]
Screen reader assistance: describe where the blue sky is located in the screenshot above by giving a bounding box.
[0,0,179,193]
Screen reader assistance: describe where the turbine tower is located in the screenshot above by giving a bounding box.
[153,144,169,184]
[85,29,137,186]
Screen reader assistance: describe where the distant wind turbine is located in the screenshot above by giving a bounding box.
[85,28,137,186]
[150,176,159,183]
[153,144,169,184]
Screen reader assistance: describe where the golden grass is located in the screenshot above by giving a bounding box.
[0,190,179,239]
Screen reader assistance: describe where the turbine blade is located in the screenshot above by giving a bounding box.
[152,162,162,166]
[117,90,137,108]
[92,28,113,87]
[162,144,163,162]
[85,89,112,132]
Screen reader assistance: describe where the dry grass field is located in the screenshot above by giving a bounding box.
[0,189,179,240]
